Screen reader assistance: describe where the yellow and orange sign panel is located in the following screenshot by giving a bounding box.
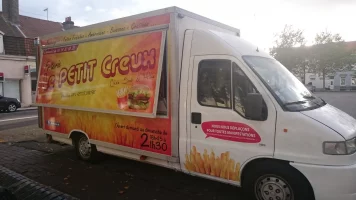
[36,31,166,117]
[43,107,172,155]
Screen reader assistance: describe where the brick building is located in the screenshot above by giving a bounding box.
[0,0,76,106]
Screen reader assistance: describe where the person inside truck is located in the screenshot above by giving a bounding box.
[233,63,257,115]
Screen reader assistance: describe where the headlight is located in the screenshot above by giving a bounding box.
[323,138,356,155]
[16,99,20,102]
[346,138,356,154]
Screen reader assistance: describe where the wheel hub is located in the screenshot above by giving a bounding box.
[78,137,91,159]
[256,175,293,200]
[8,105,16,112]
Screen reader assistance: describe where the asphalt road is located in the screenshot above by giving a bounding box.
[0,109,38,131]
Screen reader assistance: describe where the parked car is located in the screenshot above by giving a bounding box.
[306,83,316,92]
[0,95,21,112]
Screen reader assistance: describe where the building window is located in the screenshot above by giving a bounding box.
[340,78,346,86]
[330,81,333,85]
[352,78,356,86]
[198,60,231,108]
[310,78,316,80]
[0,32,4,54]
[0,82,3,95]
[31,80,37,92]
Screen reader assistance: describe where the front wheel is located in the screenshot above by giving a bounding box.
[74,134,98,162]
[7,103,17,112]
[243,161,314,200]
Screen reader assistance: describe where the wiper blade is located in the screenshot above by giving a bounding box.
[303,95,315,99]
[283,100,307,106]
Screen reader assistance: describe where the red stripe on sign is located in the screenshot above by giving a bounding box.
[44,45,79,55]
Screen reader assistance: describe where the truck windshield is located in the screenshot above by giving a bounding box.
[243,56,326,111]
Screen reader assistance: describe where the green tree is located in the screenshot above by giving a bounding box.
[309,30,356,88]
[314,31,342,44]
[270,25,308,83]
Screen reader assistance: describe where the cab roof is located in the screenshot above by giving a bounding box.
[191,29,272,59]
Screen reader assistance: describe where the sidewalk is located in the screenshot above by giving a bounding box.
[0,166,78,200]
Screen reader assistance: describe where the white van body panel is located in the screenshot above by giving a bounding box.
[172,9,240,158]
[190,30,233,55]
[211,31,272,59]
[291,162,356,200]
[174,10,239,64]
[182,30,277,185]
[301,104,356,140]
[179,30,194,173]
[274,111,353,165]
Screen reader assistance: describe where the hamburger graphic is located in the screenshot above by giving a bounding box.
[127,85,151,110]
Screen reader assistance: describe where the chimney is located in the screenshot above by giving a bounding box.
[62,17,75,30]
[2,0,20,24]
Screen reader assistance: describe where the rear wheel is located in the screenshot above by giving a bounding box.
[242,160,314,200]
[7,103,17,112]
[74,134,98,162]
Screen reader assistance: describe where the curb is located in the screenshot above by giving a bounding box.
[0,166,79,200]
[17,107,38,112]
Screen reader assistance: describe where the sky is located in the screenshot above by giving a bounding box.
[1,0,356,51]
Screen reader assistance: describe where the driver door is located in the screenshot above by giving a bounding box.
[184,55,276,184]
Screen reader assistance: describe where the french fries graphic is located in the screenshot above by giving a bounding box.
[184,146,240,181]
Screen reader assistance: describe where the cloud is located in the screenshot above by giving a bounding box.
[97,8,106,13]
[85,6,92,11]
[109,8,132,18]
[286,0,356,6]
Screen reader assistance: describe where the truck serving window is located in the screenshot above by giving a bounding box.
[197,60,231,109]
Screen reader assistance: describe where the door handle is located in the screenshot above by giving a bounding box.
[191,112,202,124]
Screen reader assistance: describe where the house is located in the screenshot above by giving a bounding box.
[0,0,76,106]
[304,73,334,90]
[293,41,356,91]
[333,70,356,91]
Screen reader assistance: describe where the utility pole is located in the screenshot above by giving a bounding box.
[43,8,48,20]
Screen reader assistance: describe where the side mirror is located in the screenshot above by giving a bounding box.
[245,93,263,120]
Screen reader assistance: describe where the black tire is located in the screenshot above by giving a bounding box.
[7,103,17,112]
[242,160,314,200]
[46,134,53,143]
[74,134,98,162]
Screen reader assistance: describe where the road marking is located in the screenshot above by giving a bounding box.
[0,116,38,122]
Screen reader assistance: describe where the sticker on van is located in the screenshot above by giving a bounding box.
[184,146,241,181]
[201,121,261,143]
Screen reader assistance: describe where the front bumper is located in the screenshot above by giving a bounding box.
[291,162,356,200]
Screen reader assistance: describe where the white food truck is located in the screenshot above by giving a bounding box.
[35,7,356,200]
